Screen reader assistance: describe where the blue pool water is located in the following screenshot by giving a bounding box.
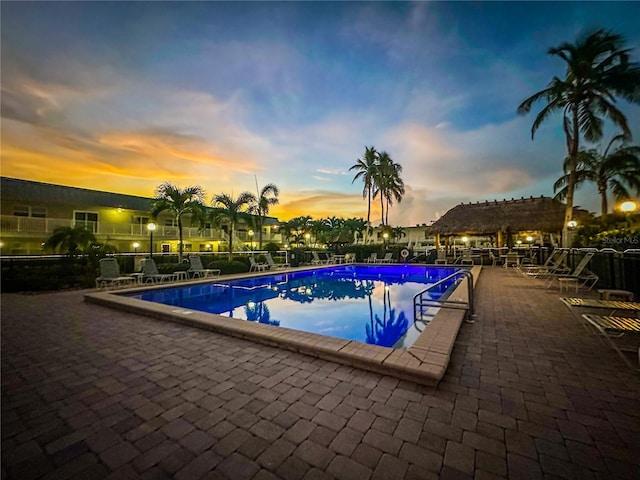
[126,265,461,348]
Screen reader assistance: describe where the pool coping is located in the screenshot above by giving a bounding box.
[84,264,481,387]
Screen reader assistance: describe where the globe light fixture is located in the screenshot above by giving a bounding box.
[620,200,638,213]
[567,220,578,229]
[133,242,140,254]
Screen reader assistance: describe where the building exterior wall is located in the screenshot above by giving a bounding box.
[0,178,282,255]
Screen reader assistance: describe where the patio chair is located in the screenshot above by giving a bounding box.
[460,249,474,266]
[365,252,378,263]
[265,252,289,270]
[311,251,329,265]
[545,252,598,290]
[344,253,356,263]
[521,250,566,276]
[95,257,136,289]
[434,250,447,265]
[188,256,221,278]
[581,314,640,371]
[378,253,394,263]
[142,258,178,284]
[503,251,519,268]
[249,257,268,272]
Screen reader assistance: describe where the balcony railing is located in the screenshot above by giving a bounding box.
[0,215,281,243]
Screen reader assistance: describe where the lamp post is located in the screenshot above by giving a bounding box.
[305,233,310,247]
[147,222,156,258]
[248,230,254,250]
[133,242,140,255]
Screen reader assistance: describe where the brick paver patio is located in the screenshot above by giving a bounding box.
[2,267,639,479]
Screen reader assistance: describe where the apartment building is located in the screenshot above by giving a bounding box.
[0,177,281,255]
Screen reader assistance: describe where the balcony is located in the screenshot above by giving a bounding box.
[0,215,283,244]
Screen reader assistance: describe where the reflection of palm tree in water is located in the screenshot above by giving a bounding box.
[245,301,280,326]
[366,282,408,347]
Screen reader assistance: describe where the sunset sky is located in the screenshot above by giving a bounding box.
[2,1,639,225]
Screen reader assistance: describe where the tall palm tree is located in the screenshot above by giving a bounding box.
[374,152,405,226]
[350,146,378,243]
[256,183,279,250]
[517,29,640,246]
[151,183,206,263]
[44,225,97,256]
[554,134,640,216]
[212,192,256,260]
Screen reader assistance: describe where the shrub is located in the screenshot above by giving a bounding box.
[208,260,249,275]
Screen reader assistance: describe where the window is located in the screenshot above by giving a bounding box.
[13,205,30,217]
[74,211,98,233]
[13,205,48,218]
[133,216,149,226]
[164,218,177,227]
[161,244,171,253]
[31,207,47,218]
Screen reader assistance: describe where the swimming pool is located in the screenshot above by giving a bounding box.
[125,264,461,348]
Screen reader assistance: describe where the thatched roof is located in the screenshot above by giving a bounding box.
[428,196,591,236]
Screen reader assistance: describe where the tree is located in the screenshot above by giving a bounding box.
[391,226,407,244]
[280,216,311,247]
[517,28,640,246]
[256,183,279,250]
[44,225,97,256]
[212,192,256,260]
[554,135,640,216]
[350,146,378,243]
[375,152,405,226]
[150,182,206,262]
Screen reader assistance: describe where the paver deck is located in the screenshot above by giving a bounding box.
[2,267,639,479]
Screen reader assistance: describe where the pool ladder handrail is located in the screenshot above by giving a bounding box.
[413,270,476,325]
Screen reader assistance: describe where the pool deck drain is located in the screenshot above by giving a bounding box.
[84,265,482,387]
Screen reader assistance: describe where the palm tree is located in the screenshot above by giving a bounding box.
[391,226,406,244]
[256,183,279,250]
[554,134,640,216]
[374,152,405,226]
[343,217,367,244]
[44,225,97,256]
[212,192,256,260]
[517,29,640,246]
[309,219,329,247]
[350,146,378,243]
[150,183,206,262]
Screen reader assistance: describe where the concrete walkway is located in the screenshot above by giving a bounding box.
[2,267,639,479]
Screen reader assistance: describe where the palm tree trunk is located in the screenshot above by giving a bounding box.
[365,187,371,244]
[258,214,264,250]
[380,195,384,227]
[599,184,608,216]
[178,217,184,263]
[563,112,580,247]
[229,223,234,261]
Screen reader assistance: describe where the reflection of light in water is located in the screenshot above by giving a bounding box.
[305,288,312,295]
[247,301,255,309]
[384,285,390,291]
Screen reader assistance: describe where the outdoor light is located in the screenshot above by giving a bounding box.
[147,222,156,258]
[526,236,533,242]
[620,200,638,213]
[516,240,522,245]
[567,220,578,228]
[133,242,140,254]
[461,236,468,243]
[383,233,389,239]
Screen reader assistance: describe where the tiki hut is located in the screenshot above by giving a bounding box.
[428,196,591,248]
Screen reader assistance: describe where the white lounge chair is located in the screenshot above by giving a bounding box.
[249,257,268,272]
[365,252,378,263]
[188,256,221,278]
[581,314,640,371]
[142,258,178,284]
[95,257,136,289]
[265,252,289,270]
[434,250,447,265]
[378,253,393,263]
[545,252,598,289]
[311,251,329,265]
